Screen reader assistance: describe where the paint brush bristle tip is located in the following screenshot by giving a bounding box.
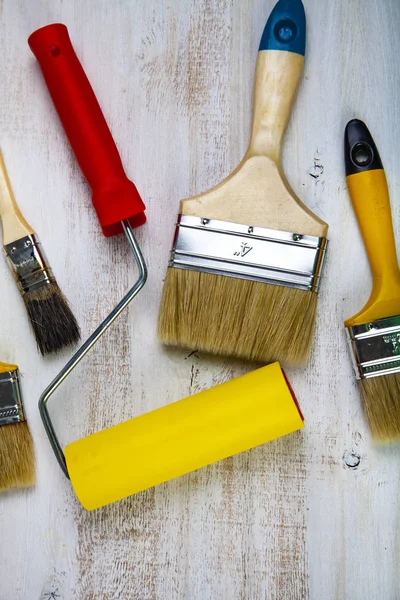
[360,374,400,444]
[24,281,81,356]
[0,421,35,492]
[158,268,317,366]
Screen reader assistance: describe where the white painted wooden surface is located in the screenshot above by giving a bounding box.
[0,0,399,598]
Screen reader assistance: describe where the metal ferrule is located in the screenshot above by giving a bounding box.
[4,234,54,294]
[346,315,400,379]
[0,368,25,426]
[169,215,328,292]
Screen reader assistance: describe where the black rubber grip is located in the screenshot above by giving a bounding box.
[345,119,383,176]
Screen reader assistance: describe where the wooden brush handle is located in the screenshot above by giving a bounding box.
[180,0,328,237]
[247,0,305,162]
[0,151,34,246]
[344,119,400,325]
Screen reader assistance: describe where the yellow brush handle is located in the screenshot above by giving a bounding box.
[0,361,18,373]
[345,169,400,325]
[0,151,34,246]
[65,362,304,511]
[247,50,304,163]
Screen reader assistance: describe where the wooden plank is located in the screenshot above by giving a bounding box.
[0,0,399,599]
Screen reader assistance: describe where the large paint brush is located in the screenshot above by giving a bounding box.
[158,0,328,366]
[0,151,80,355]
[344,119,400,443]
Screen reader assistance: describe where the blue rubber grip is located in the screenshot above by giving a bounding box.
[259,0,306,56]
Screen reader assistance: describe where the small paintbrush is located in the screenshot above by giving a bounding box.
[158,0,328,366]
[0,361,35,491]
[0,151,80,355]
[344,119,400,443]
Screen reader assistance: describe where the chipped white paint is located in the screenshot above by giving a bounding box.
[0,0,399,598]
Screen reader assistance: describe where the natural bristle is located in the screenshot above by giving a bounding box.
[0,422,35,491]
[360,375,400,443]
[24,282,81,356]
[158,268,318,366]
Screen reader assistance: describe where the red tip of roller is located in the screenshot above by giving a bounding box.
[281,369,304,422]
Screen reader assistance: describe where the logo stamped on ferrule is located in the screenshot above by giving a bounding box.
[383,333,400,354]
[15,256,36,269]
[233,242,253,258]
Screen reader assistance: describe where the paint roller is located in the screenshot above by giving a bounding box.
[53,362,304,511]
[29,25,305,512]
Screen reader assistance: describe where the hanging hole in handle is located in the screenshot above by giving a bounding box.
[351,142,374,168]
[49,45,61,57]
[274,19,298,44]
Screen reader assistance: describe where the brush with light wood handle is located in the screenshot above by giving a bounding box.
[0,151,80,355]
[344,119,400,443]
[158,0,328,366]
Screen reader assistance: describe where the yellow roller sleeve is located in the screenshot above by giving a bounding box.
[65,362,304,511]
[345,169,400,326]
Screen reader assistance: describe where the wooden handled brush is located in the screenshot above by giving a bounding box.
[0,361,35,491]
[344,119,400,443]
[158,0,328,366]
[0,151,80,355]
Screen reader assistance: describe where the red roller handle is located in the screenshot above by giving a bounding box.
[28,24,146,237]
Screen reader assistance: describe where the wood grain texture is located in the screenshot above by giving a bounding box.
[0,150,35,245]
[0,0,399,599]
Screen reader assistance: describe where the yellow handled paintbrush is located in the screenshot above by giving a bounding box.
[158,0,328,366]
[344,119,400,443]
[0,361,35,491]
[0,151,80,355]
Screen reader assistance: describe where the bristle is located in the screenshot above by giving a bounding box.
[0,422,35,491]
[360,374,400,443]
[23,282,80,356]
[158,268,318,366]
